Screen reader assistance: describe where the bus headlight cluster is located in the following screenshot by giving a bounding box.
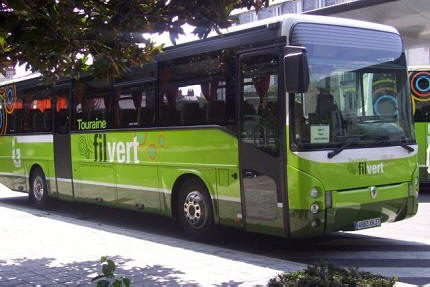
[310,202,320,214]
[408,182,414,196]
[310,187,319,198]
[414,176,419,196]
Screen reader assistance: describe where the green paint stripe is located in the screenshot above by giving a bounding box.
[218,195,241,202]
[74,179,169,193]
[0,172,26,178]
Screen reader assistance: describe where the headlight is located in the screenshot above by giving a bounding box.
[310,187,319,198]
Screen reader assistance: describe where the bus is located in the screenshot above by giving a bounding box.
[409,66,430,184]
[0,14,418,239]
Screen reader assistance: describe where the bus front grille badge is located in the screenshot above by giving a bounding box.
[370,186,377,200]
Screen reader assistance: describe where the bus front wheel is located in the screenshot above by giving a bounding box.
[178,178,214,240]
[29,168,50,209]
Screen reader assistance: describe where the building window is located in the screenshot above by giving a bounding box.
[303,0,318,11]
[324,0,336,6]
[281,1,296,14]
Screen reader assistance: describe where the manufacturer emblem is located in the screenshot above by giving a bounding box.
[370,186,377,200]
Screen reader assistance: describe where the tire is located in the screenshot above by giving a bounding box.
[178,178,215,240]
[29,168,50,209]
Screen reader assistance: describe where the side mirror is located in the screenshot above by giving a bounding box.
[284,46,310,93]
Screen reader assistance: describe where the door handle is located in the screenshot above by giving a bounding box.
[244,170,257,178]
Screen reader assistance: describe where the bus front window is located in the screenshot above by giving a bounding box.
[290,24,415,151]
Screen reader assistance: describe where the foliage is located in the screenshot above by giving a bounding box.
[267,261,397,287]
[0,0,268,82]
[92,256,131,287]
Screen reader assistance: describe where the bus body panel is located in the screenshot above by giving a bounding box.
[288,149,417,190]
[409,66,430,183]
[415,122,430,182]
[69,128,242,222]
[0,135,55,195]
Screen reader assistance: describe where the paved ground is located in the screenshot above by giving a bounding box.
[0,183,429,286]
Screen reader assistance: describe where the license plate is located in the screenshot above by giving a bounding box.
[354,218,381,230]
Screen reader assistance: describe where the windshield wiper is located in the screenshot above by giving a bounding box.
[368,136,415,153]
[400,144,414,153]
[400,137,415,153]
[327,134,386,159]
[327,135,414,159]
[327,139,355,159]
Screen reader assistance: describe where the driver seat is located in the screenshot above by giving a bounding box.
[315,94,344,137]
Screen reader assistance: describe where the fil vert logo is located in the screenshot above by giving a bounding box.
[358,162,385,175]
[79,134,140,164]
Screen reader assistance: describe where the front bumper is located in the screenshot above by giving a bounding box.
[289,181,418,238]
[326,182,418,232]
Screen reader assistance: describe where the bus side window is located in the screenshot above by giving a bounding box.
[114,83,155,129]
[5,95,24,134]
[18,87,52,133]
[159,51,229,127]
[72,80,113,131]
[140,87,155,127]
[414,101,430,122]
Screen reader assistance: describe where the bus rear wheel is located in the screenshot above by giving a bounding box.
[178,178,214,240]
[29,168,50,209]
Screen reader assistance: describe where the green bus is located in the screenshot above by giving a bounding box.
[0,14,418,239]
[409,66,430,184]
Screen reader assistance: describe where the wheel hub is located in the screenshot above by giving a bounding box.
[183,191,206,229]
[33,176,44,201]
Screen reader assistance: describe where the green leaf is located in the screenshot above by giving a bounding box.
[123,277,131,287]
[96,280,110,287]
[102,264,114,278]
[108,259,116,272]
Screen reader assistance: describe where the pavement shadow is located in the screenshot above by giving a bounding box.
[0,191,429,285]
[0,255,225,286]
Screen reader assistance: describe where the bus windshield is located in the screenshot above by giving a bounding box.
[290,24,415,151]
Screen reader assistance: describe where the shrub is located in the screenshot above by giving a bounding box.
[92,256,131,287]
[268,261,397,287]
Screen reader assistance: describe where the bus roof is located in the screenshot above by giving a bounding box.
[1,14,400,87]
[158,13,400,60]
[409,65,430,72]
[0,72,40,87]
[230,13,399,37]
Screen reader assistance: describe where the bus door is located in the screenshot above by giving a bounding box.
[238,48,288,236]
[53,85,74,200]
